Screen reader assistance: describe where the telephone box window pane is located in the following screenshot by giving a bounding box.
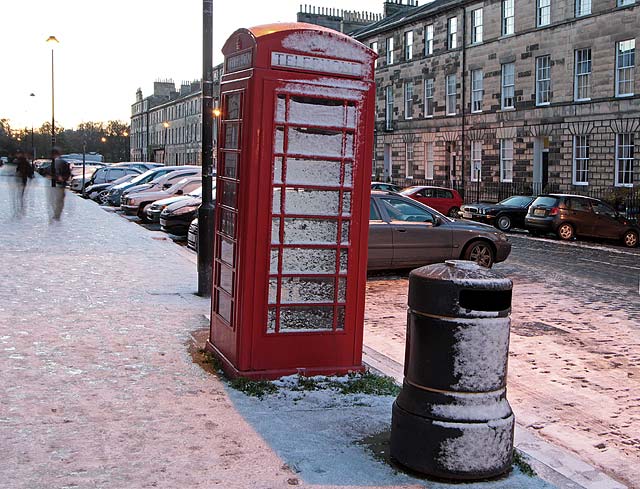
[217,291,232,324]
[282,248,336,274]
[224,123,240,149]
[270,249,279,273]
[271,218,281,244]
[272,188,282,213]
[275,95,286,123]
[337,278,347,302]
[285,189,341,215]
[342,192,352,216]
[273,157,283,184]
[344,133,355,158]
[288,97,345,128]
[220,208,236,237]
[279,306,334,331]
[267,308,276,333]
[336,306,345,331]
[274,127,284,153]
[226,93,241,119]
[346,104,357,128]
[283,218,338,244]
[340,249,348,272]
[221,181,237,208]
[223,152,238,178]
[219,265,233,294]
[341,221,350,244]
[280,277,335,303]
[287,127,343,158]
[220,237,234,265]
[268,278,278,304]
[285,158,342,186]
[344,163,353,187]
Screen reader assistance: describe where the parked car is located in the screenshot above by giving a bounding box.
[187,218,198,251]
[459,195,536,231]
[37,160,52,176]
[371,182,401,192]
[71,164,141,192]
[122,176,202,219]
[399,186,464,217]
[120,167,202,206]
[187,192,511,268]
[525,194,639,247]
[106,165,199,206]
[146,194,193,223]
[86,173,142,202]
[160,190,209,236]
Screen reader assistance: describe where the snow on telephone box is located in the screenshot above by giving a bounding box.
[206,23,377,379]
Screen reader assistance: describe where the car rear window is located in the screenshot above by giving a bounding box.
[532,196,559,207]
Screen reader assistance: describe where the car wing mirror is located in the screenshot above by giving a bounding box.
[176,189,183,195]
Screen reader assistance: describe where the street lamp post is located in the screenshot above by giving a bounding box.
[46,35,59,187]
[198,0,215,296]
[29,93,36,159]
[163,121,169,164]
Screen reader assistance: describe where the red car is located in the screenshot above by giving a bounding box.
[400,186,463,217]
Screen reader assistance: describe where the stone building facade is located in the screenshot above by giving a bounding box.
[130,67,222,165]
[350,0,639,192]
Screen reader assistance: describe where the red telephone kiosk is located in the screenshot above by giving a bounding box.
[207,23,376,379]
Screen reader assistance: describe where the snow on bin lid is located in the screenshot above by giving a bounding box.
[413,260,512,290]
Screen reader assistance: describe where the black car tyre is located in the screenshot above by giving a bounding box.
[98,190,110,205]
[496,215,512,231]
[557,223,575,241]
[448,207,460,218]
[463,240,495,268]
[623,230,639,248]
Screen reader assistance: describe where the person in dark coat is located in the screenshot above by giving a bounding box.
[52,148,71,185]
[15,149,33,187]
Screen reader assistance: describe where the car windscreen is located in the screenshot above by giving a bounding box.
[167,178,191,192]
[499,196,533,207]
[399,187,420,195]
[129,170,157,185]
[187,187,203,198]
[532,196,559,207]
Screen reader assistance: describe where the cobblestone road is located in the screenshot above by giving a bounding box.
[363,233,640,488]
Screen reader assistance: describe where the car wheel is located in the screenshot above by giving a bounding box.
[98,190,110,205]
[623,230,639,248]
[496,215,512,232]
[138,204,151,222]
[448,207,460,218]
[557,223,575,241]
[463,240,495,268]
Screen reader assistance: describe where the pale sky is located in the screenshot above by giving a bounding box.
[0,0,382,130]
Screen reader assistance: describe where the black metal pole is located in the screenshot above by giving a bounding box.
[82,141,86,195]
[198,0,214,297]
[50,48,56,187]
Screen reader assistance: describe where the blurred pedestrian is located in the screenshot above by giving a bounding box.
[15,149,33,187]
[52,148,71,185]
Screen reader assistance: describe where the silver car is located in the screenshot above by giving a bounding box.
[369,191,511,269]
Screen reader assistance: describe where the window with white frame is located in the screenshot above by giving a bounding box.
[424,78,434,117]
[385,86,394,130]
[502,0,514,36]
[471,141,482,181]
[405,82,414,119]
[500,139,514,182]
[616,133,634,186]
[386,36,394,65]
[576,0,591,16]
[536,55,552,105]
[573,135,590,185]
[471,69,483,113]
[574,48,591,101]
[425,142,434,179]
[448,17,458,49]
[618,0,635,7]
[370,41,378,68]
[405,31,414,60]
[537,0,551,27]
[446,74,457,115]
[405,143,414,178]
[471,9,483,44]
[616,39,635,97]
[501,63,515,109]
[425,24,434,55]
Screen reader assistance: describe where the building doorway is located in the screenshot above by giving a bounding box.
[383,143,392,180]
[533,137,549,192]
[445,141,457,185]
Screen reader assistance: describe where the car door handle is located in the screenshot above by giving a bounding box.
[396,229,407,233]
